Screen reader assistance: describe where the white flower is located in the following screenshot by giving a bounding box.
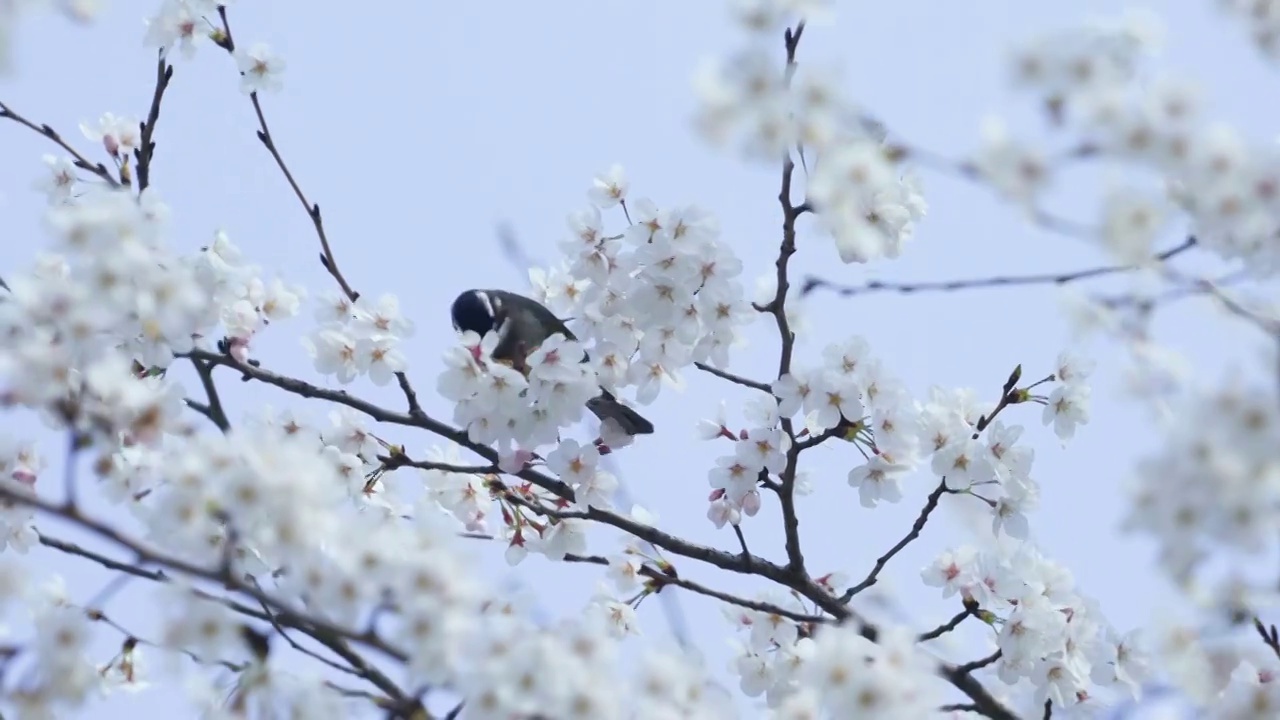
[236,42,286,94]
[588,164,629,209]
[1043,383,1091,441]
[972,116,1049,204]
[305,327,359,383]
[34,154,77,202]
[79,112,140,158]
[607,554,644,592]
[541,518,588,561]
[848,455,909,508]
[735,427,789,474]
[355,335,407,385]
[144,0,210,59]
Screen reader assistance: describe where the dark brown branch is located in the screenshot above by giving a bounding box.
[732,525,753,571]
[803,236,1199,298]
[954,649,1002,675]
[562,553,825,624]
[765,23,808,578]
[191,358,230,432]
[694,362,771,393]
[843,369,1026,604]
[918,603,977,642]
[218,7,430,421]
[246,91,358,303]
[1254,617,1280,660]
[134,55,174,192]
[183,349,850,618]
[17,494,412,698]
[841,480,948,602]
[380,455,496,476]
[246,579,370,681]
[0,100,119,187]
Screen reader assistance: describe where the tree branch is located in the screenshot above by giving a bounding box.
[134,54,174,192]
[767,22,808,578]
[0,100,119,187]
[803,236,1199,299]
[694,362,771,393]
[918,602,977,642]
[841,480,949,602]
[15,492,413,690]
[191,358,231,432]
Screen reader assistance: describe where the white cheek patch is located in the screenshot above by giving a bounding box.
[476,291,496,321]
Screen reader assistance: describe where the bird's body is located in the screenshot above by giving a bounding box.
[450,289,655,436]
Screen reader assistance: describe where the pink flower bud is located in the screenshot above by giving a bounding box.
[499,449,535,474]
[10,467,36,487]
[228,335,252,363]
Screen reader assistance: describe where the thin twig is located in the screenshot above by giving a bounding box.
[561,552,825,624]
[246,92,358,303]
[246,577,369,681]
[18,493,411,672]
[918,604,976,642]
[0,100,119,187]
[191,358,231,432]
[802,236,1198,298]
[843,371,1023,603]
[732,525,752,561]
[694,362,772,393]
[1254,617,1280,660]
[223,6,427,420]
[768,22,808,577]
[954,649,1002,675]
[841,480,948,602]
[380,456,496,475]
[135,55,174,192]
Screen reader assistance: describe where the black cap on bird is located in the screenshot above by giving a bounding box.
[450,289,655,436]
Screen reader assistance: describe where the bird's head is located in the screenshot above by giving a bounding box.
[451,290,497,337]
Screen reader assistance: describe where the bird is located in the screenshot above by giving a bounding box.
[450,289,655,436]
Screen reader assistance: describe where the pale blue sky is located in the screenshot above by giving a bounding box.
[0,1,1272,717]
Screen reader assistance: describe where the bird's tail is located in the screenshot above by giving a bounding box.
[587,391,654,436]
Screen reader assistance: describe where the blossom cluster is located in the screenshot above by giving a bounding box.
[146,0,288,96]
[305,291,412,387]
[924,541,1150,714]
[731,607,941,718]
[1001,12,1280,275]
[0,166,735,720]
[693,1,928,264]
[539,166,755,388]
[1122,372,1280,587]
[4,0,1276,718]
[436,167,754,462]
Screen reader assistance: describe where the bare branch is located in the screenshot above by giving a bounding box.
[803,236,1199,299]
[694,362,772,393]
[954,649,1002,675]
[15,491,413,682]
[0,100,119,187]
[191,358,231,432]
[841,480,949,602]
[918,603,977,642]
[563,552,826,624]
[134,55,174,192]
[764,23,809,578]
